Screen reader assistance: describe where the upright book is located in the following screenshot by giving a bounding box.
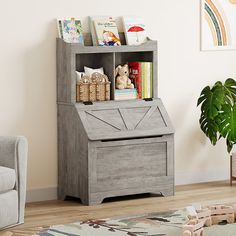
[129,62,153,99]
[57,18,84,44]
[128,62,142,99]
[122,17,147,45]
[89,16,114,46]
[92,17,121,46]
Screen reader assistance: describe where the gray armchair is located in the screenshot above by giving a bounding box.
[0,136,28,229]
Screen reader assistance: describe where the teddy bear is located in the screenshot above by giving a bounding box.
[115,64,134,89]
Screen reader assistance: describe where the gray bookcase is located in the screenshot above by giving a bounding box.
[57,35,174,205]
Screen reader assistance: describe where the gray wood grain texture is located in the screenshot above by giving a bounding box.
[87,135,174,204]
[57,38,174,205]
[77,99,174,141]
[58,104,89,204]
[57,39,76,103]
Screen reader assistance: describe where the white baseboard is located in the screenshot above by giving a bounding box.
[25,170,229,202]
[26,187,58,203]
[175,170,229,186]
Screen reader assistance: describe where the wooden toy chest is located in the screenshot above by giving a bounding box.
[57,99,174,205]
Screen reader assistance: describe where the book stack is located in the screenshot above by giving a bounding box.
[114,89,137,101]
[128,62,153,99]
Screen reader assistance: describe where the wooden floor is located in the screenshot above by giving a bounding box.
[2,181,236,233]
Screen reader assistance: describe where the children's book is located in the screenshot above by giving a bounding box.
[122,17,147,45]
[92,17,121,46]
[129,62,152,99]
[128,62,142,99]
[57,18,84,44]
[90,16,114,46]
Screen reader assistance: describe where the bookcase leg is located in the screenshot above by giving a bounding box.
[151,188,174,197]
[82,194,104,206]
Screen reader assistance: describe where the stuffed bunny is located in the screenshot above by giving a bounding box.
[115,64,134,89]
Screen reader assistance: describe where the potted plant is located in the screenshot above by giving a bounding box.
[197,78,236,153]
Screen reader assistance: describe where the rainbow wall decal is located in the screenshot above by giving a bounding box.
[201,0,236,50]
[204,0,228,46]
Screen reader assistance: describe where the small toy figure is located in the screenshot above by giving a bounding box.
[115,64,134,89]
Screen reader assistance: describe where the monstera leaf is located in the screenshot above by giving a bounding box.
[222,78,236,105]
[218,104,236,153]
[197,84,224,119]
[197,79,236,153]
[199,114,218,145]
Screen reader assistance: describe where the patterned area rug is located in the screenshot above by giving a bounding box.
[4,208,236,236]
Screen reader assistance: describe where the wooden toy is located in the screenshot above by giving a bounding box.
[182,219,204,236]
[209,205,234,224]
[187,206,212,227]
[183,204,236,236]
[232,204,236,219]
[195,209,212,226]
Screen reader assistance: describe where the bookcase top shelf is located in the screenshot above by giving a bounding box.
[57,38,157,54]
[56,35,158,103]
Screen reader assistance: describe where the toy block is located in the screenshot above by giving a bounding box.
[232,204,236,219]
[196,209,212,226]
[182,219,204,236]
[208,205,235,225]
[187,206,212,227]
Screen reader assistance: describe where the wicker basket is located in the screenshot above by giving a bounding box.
[76,73,111,102]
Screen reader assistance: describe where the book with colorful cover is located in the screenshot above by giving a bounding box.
[142,62,153,99]
[93,18,121,46]
[122,17,147,45]
[141,63,146,98]
[150,63,153,98]
[57,18,84,44]
[128,62,142,99]
[145,63,149,98]
[89,16,114,46]
[129,62,152,99]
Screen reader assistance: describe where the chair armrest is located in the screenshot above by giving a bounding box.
[0,136,28,223]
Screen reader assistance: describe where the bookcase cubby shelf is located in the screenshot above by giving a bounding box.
[57,35,175,205]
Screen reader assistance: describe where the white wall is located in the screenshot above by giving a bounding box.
[0,0,235,200]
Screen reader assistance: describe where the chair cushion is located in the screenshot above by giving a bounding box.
[0,166,16,193]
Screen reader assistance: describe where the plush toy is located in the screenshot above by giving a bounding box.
[115,64,134,89]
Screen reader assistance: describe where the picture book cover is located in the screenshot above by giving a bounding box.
[93,18,121,46]
[89,16,115,46]
[58,18,84,44]
[122,17,147,45]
